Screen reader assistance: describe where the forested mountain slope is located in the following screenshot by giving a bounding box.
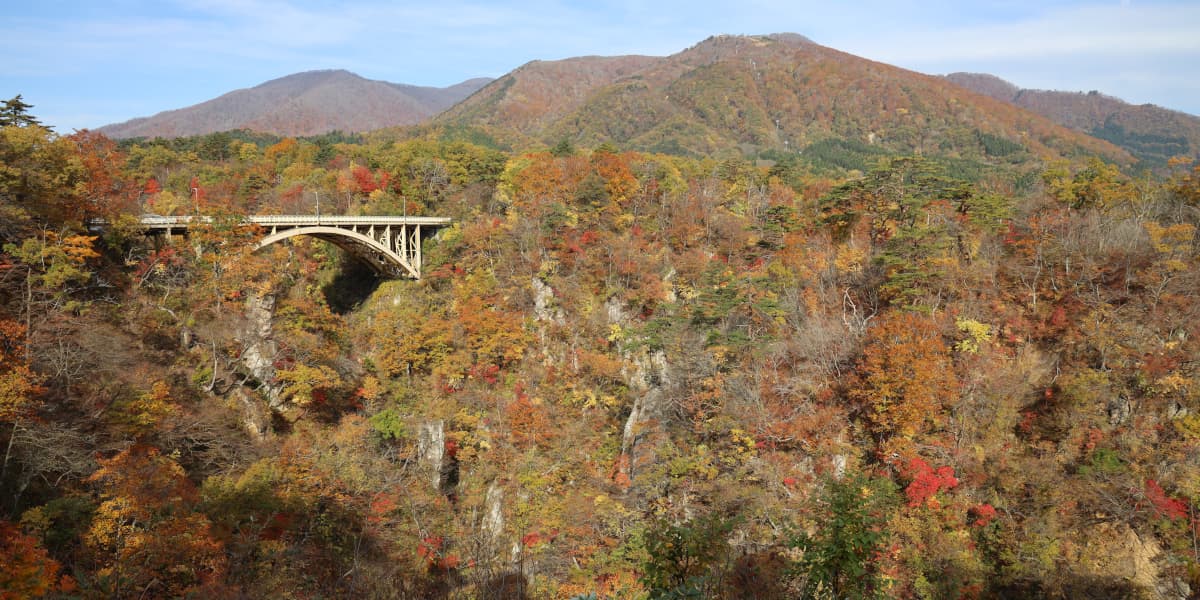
[2,68,1200,599]
[433,34,1130,171]
[99,70,493,139]
[945,72,1200,167]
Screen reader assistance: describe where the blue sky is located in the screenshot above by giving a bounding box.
[3,0,1198,132]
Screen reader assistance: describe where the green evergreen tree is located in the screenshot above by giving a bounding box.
[0,95,43,128]
[790,472,899,600]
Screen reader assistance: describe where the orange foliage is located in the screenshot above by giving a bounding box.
[69,130,133,218]
[85,446,231,597]
[0,319,42,422]
[848,312,958,441]
[590,150,640,207]
[0,520,71,599]
[505,393,554,449]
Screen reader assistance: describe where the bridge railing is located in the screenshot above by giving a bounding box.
[84,214,452,279]
[246,215,452,226]
[140,215,209,226]
[112,214,454,230]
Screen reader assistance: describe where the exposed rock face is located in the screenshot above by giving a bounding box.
[1107,395,1131,425]
[1066,522,1191,600]
[417,419,458,494]
[610,294,674,488]
[417,419,446,486]
[618,351,672,486]
[531,277,563,324]
[483,483,505,545]
[238,294,283,409]
[232,386,270,439]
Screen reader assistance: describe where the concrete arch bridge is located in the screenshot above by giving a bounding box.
[137,214,452,279]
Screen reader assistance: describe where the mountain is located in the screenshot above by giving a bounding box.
[431,34,1130,170]
[99,70,493,139]
[945,72,1200,166]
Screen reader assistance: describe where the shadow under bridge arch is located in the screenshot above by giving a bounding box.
[251,216,451,280]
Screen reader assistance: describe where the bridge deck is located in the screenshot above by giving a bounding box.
[127,214,452,279]
[138,214,452,229]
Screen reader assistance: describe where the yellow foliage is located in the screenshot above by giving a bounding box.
[573,388,620,411]
[607,323,624,343]
[1175,414,1200,442]
[954,318,995,354]
[834,243,867,274]
[1144,221,1195,256]
[356,375,384,403]
[275,364,340,406]
[0,365,42,422]
[723,428,758,463]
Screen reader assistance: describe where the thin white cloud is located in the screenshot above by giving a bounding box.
[839,2,1200,63]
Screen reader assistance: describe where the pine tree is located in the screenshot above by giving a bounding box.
[0,95,43,128]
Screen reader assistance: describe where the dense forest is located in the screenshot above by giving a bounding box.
[3,95,1200,599]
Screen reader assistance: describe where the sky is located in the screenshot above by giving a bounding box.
[3,0,1199,133]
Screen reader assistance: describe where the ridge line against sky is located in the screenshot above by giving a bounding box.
[3,0,1198,133]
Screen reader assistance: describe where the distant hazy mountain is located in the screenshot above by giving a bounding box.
[99,70,492,138]
[431,34,1128,168]
[945,72,1200,166]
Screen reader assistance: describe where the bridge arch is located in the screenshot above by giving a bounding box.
[130,215,450,280]
[256,225,421,279]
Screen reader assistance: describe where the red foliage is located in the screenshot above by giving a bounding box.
[969,504,998,527]
[417,535,459,572]
[610,454,632,489]
[1048,305,1069,330]
[901,457,959,507]
[189,176,206,201]
[1144,479,1188,521]
[1017,410,1037,434]
[278,183,305,212]
[351,165,379,194]
[1140,352,1182,379]
[468,363,501,385]
[427,263,466,280]
[417,535,444,560]
[261,513,293,540]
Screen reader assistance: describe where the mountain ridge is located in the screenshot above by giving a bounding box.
[431,33,1130,168]
[98,70,493,139]
[944,72,1200,166]
[94,35,1163,173]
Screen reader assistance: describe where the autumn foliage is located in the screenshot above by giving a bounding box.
[2,100,1200,598]
[848,311,959,443]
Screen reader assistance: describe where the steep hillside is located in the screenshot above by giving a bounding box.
[946,72,1200,166]
[430,55,661,148]
[434,34,1130,170]
[99,70,492,138]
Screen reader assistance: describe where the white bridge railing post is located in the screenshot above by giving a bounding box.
[137,214,450,279]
